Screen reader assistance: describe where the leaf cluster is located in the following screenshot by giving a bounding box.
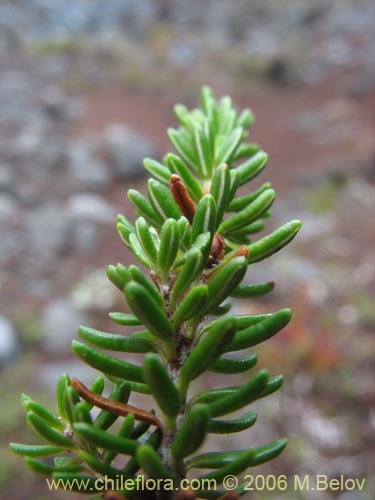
[10,87,301,499]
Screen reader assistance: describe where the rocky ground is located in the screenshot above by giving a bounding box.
[0,1,374,499]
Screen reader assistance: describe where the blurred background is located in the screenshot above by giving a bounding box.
[0,1,374,499]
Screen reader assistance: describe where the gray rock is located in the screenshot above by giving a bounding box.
[167,41,197,68]
[0,316,18,364]
[104,124,154,179]
[68,140,110,191]
[40,85,79,122]
[0,163,14,191]
[26,203,73,258]
[13,122,66,173]
[0,193,18,221]
[41,299,87,355]
[71,222,98,254]
[65,194,116,224]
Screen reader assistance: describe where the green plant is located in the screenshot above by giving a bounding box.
[10,87,301,499]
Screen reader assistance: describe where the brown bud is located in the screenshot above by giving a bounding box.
[210,233,226,260]
[231,245,249,259]
[170,174,196,223]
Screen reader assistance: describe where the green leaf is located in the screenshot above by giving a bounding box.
[192,386,239,405]
[72,340,144,383]
[78,326,158,354]
[56,373,70,421]
[136,445,174,480]
[165,154,203,202]
[210,303,232,316]
[143,354,181,417]
[116,223,133,248]
[218,189,275,235]
[109,312,141,326]
[9,443,63,457]
[225,309,291,351]
[228,168,240,202]
[124,281,173,342]
[128,264,164,307]
[258,374,284,398]
[188,449,248,470]
[148,178,181,221]
[170,247,203,308]
[79,450,129,479]
[106,264,127,290]
[179,317,237,390]
[205,256,248,312]
[208,410,257,434]
[124,428,162,476]
[168,128,199,171]
[234,151,268,186]
[209,353,257,374]
[247,220,302,263]
[94,381,131,430]
[198,450,255,484]
[194,439,286,475]
[177,215,191,249]
[143,157,171,184]
[228,182,272,211]
[236,108,255,129]
[207,369,269,418]
[230,220,265,239]
[74,422,138,455]
[158,218,180,280]
[73,402,93,425]
[244,438,291,471]
[215,127,243,166]
[21,397,65,431]
[128,189,162,228]
[135,217,158,264]
[131,419,152,440]
[234,313,269,329]
[89,376,105,395]
[116,214,135,245]
[191,194,217,242]
[26,412,75,448]
[231,281,275,297]
[193,125,212,178]
[201,86,216,121]
[210,163,231,226]
[174,231,211,268]
[217,96,236,135]
[62,385,80,425]
[233,142,260,161]
[173,285,208,328]
[171,405,209,459]
[25,458,84,476]
[122,381,151,395]
[103,413,135,464]
[128,233,152,269]
[174,103,197,130]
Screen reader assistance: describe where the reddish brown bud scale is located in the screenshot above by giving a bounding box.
[210,233,226,261]
[71,378,162,429]
[170,174,196,223]
[232,245,249,259]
